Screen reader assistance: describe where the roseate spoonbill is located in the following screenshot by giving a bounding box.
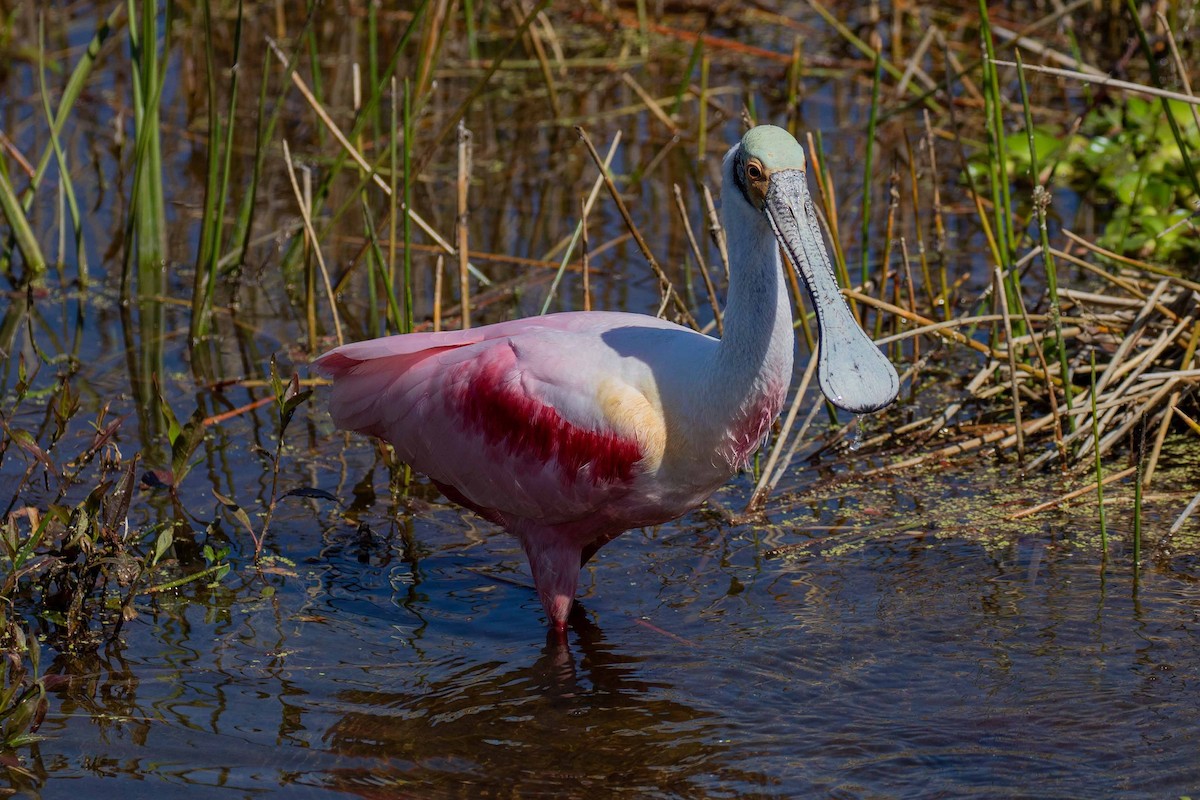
[315,125,899,635]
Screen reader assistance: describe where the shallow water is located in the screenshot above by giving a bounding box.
[26,464,1200,798]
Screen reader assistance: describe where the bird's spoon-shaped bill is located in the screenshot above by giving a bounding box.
[764,169,900,415]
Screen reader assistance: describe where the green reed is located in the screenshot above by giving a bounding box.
[462,0,479,60]
[0,162,45,281]
[275,2,428,312]
[37,18,83,283]
[1125,0,1200,199]
[191,0,244,343]
[1015,50,1074,434]
[977,2,1022,339]
[2,4,121,282]
[1090,351,1107,554]
[402,78,415,333]
[125,0,167,282]
[860,51,882,290]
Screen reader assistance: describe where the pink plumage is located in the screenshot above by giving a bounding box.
[315,126,899,636]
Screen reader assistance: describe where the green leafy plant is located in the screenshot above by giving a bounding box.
[977,96,1200,263]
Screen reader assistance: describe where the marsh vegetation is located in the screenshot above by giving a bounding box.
[0,0,1198,795]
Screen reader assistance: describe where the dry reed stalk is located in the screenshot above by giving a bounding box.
[1014,274,1066,461]
[282,139,342,347]
[894,24,938,99]
[866,413,1059,477]
[1176,408,1200,436]
[765,396,828,497]
[1060,229,1200,293]
[805,0,945,112]
[902,132,936,316]
[1007,467,1139,521]
[414,0,552,177]
[534,9,565,71]
[575,126,697,328]
[433,254,443,332]
[555,88,729,128]
[1143,390,1180,486]
[1052,250,1162,308]
[1058,288,1147,309]
[874,313,1058,347]
[995,266,1025,459]
[202,396,276,427]
[936,28,984,103]
[266,38,460,259]
[414,0,449,101]
[1104,313,1195,390]
[1082,378,1180,466]
[803,132,848,290]
[994,59,1200,107]
[1097,312,1194,411]
[701,184,729,277]
[0,131,34,178]
[989,24,1105,76]
[747,353,820,511]
[898,237,919,369]
[1169,490,1200,535]
[622,72,678,134]
[928,361,999,435]
[581,197,591,312]
[456,120,472,329]
[1091,280,1171,397]
[848,289,1057,384]
[541,132,621,314]
[637,135,682,184]
[515,0,561,120]
[1157,12,1200,135]
[921,109,949,314]
[673,184,722,335]
[875,170,901,339]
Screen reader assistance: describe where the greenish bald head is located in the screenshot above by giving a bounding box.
[740,125,807,171]
[734,125,809,212]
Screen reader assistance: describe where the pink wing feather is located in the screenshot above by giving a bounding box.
[314,313,676,526]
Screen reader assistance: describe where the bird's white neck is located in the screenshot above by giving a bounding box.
[702,148,796,465]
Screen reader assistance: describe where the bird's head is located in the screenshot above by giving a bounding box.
[731,124,900,415]
[731,124,809,213]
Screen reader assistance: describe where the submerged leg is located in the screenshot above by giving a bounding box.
[519,530,583,637]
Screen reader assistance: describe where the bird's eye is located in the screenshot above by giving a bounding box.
[746,162,764,181]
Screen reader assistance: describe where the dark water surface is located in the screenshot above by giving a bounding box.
[27,456,1200,798]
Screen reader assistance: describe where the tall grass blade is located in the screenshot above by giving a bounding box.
[977,2,1021,339]
[1015,50,1074,432]
[37,15,86,285]
[402,79,415,333]
[125,0,169,286]
[1125,0,1200,199]
[456,119,471,330]
[0,168,45,281]
[273,2,429,291]
[1,3,121,279]
[860,51,882,289]
[1089,351,1107,554]
[20,2,123,210]
[191,0,243,343]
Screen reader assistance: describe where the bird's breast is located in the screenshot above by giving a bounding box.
[717,379,788,471]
